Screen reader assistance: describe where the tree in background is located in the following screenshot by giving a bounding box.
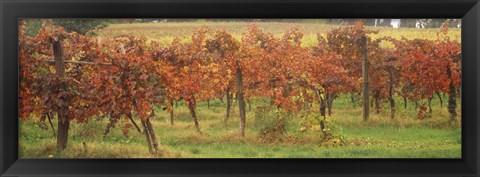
[23,19,111,36]
[52,19,110,35]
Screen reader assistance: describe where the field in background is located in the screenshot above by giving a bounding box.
[97,21,461,47]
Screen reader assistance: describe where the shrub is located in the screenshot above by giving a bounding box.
[254,108,290,143]
[304,112,347,146]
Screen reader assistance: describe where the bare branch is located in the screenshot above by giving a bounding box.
[43,59,112,66]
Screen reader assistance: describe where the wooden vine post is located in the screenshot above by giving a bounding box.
[236,63,246,137]
[361,34,370,121]
[52,39,70,150]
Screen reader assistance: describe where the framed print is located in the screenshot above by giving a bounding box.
[1,0,479,176]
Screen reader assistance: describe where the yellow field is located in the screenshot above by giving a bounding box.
[97,21,460,48]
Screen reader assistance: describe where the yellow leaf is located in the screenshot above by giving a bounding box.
[49,66,56,74]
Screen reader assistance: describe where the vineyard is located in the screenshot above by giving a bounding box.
[19,20,461,158]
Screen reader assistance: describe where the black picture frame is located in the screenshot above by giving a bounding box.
[1,0,479,176]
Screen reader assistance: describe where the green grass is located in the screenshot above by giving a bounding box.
[19,94,461,158]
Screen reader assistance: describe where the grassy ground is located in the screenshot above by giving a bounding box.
[19,94,461,158]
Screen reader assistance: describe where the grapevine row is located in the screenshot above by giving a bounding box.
[19,20,461,151]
